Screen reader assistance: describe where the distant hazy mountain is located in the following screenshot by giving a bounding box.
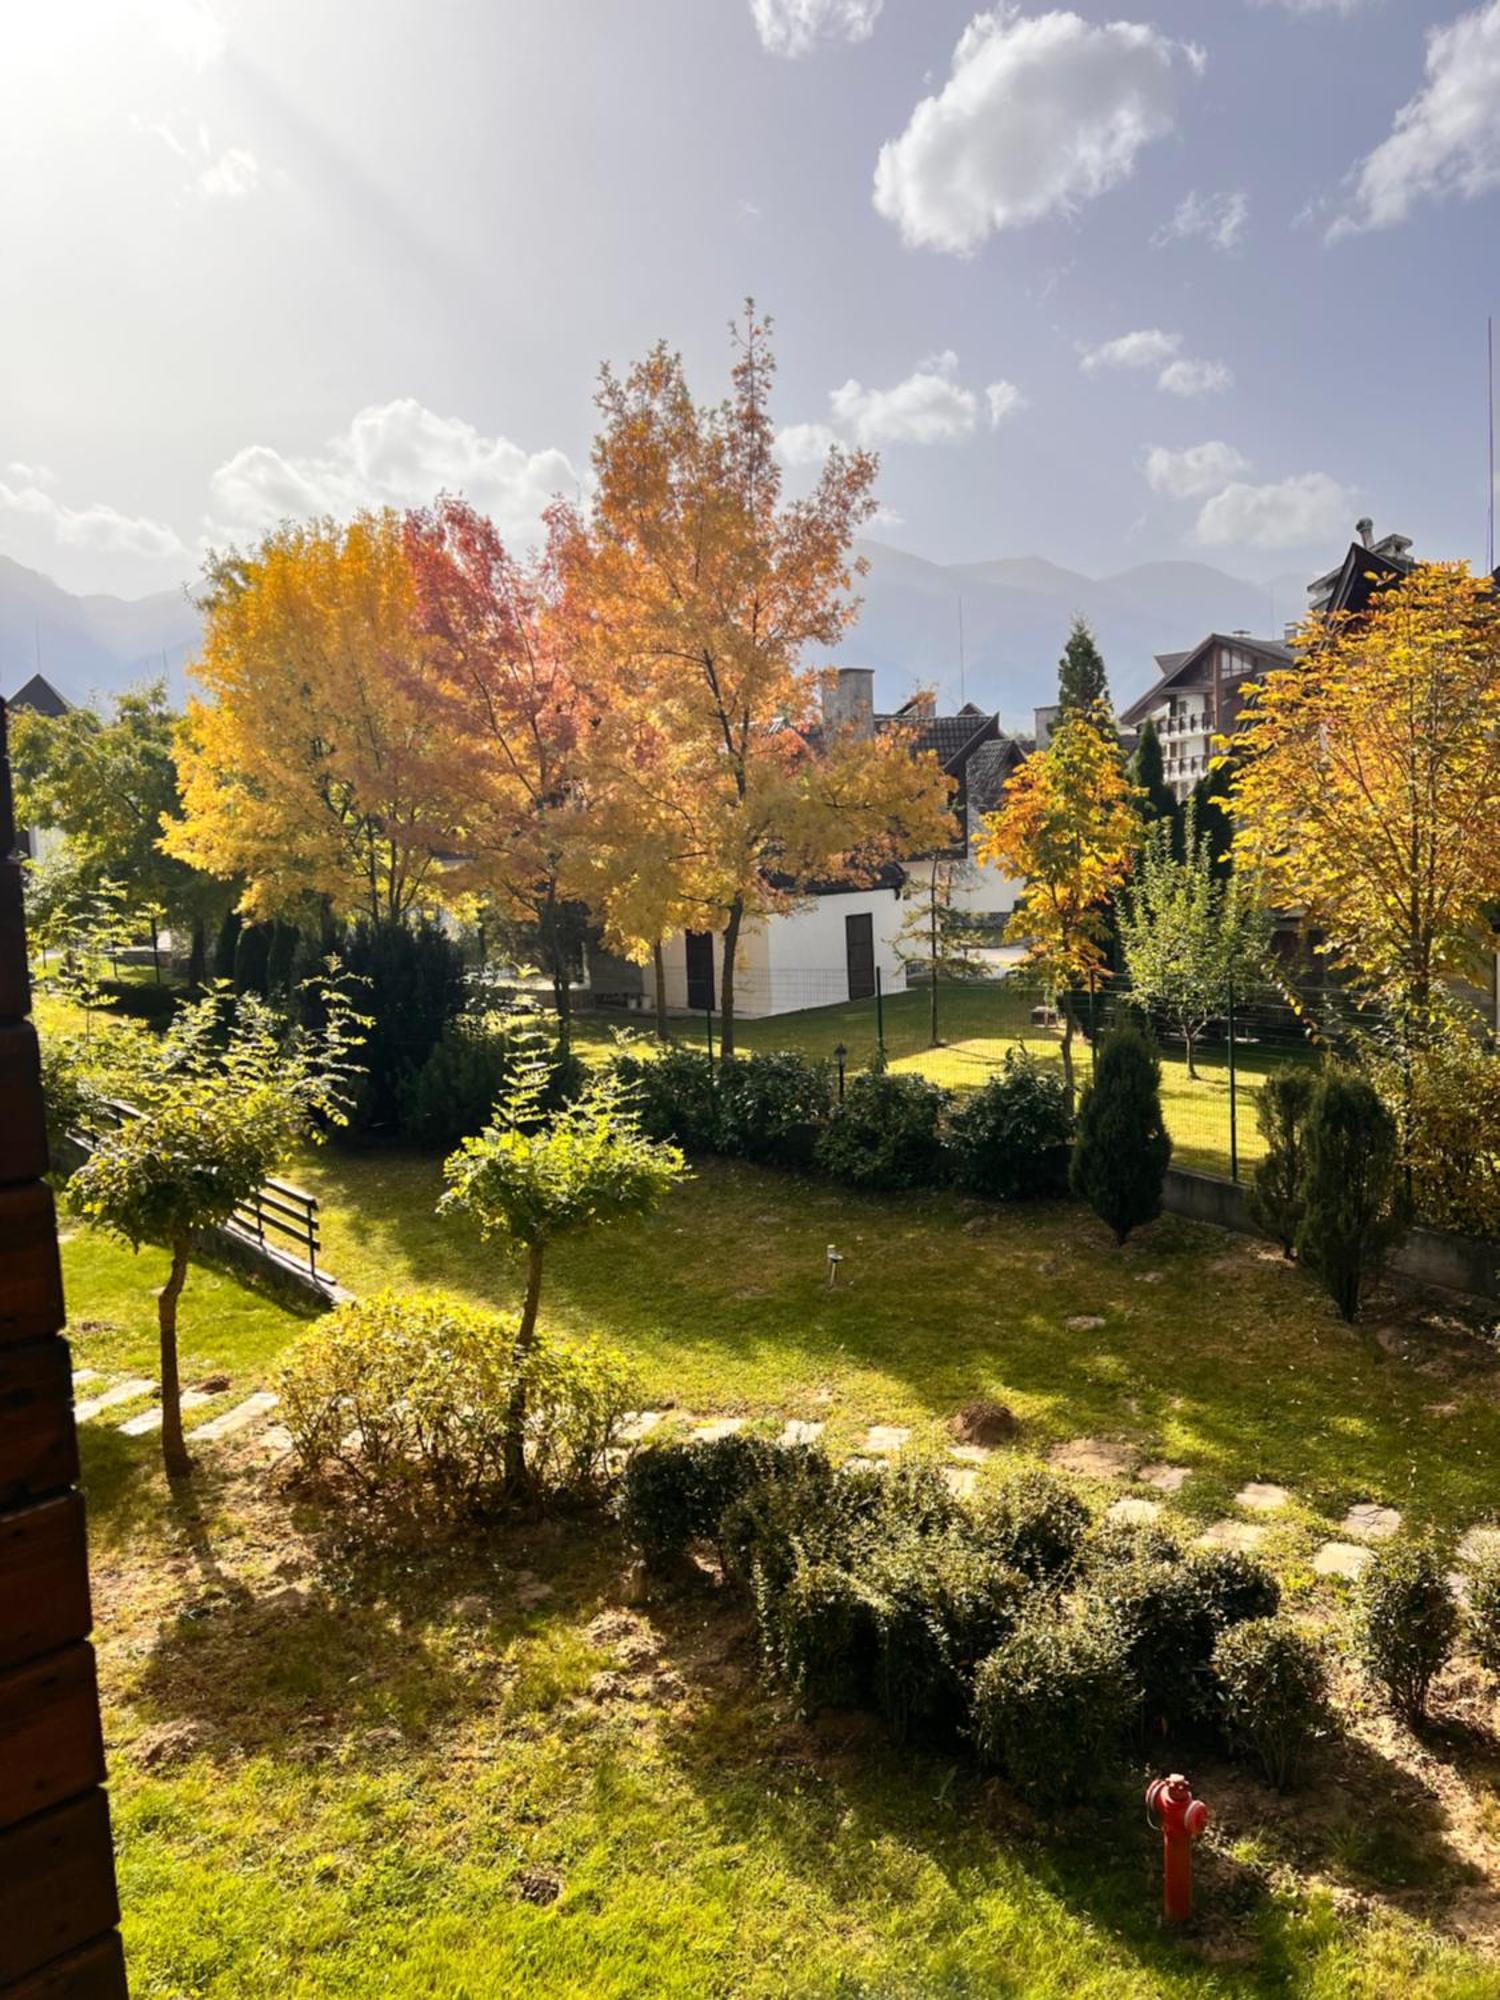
[1,542,1309,728]
[836,542,1309,729]
[0,555,199,709]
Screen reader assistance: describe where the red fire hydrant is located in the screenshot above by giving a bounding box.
[1145,1774,1209,1925]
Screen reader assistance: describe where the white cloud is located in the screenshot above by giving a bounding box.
[1144,441,1251,499]
[207,400,579,549]
[1158,356,1233,397]
[1155,188,1248,250]
[6,461,56,488]
[1195,472,1355,550]
[985,380,1026,426]
[1080,329,1231,396]
[775,422,841,466]
[750,0,882,56]
[873,8,1204,254]
[196,147,260,199]
[1330,1,1500,238]
[830,352,980,446]
[155,0,229,69]
[1252,0,1374,14]
[0,476,187,559]
[869,504,905,529]
[1080,328,1181,374]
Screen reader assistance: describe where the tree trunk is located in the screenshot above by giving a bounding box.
[652,941,670,1044]
[718,901,743,1062]
[1185,1027,1198,1081]
[929,871,940,1047]
[503,1241,546,1494]
[187,914,207,992]
[151,923,162,985]
[552,969,572,1049]
[1059,1006,1076,1109]
[158,1236,192,1479]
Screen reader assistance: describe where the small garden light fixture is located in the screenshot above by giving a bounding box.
[833,1042,847,1101]
[826,1243,843,1286]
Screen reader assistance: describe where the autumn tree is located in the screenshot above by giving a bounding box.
[977,705,1139,1101]
[572,306,954,1057]
[894,855,990,1047]
[1117,802,1270,1078]
[1231,563,1500,1043]
[166,512,466,928]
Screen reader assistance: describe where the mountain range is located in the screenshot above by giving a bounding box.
[1,544,1309,727]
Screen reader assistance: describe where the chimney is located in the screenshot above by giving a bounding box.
[1356,516,1375,549]
[823,666,875,740]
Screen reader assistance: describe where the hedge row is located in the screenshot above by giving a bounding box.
[612,1046,1073,1198]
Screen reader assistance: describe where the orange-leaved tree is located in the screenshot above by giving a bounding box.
[977,704,1140,1101]
[573,304,954,1055]
[403,497,591,1036]
[1230,562,1500,1043]
[165,512,464,926]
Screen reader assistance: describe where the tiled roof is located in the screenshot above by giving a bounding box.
[7,673,70,718]
[876,710,997,771]
[964,737,1023,815]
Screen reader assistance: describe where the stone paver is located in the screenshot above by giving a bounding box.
[1050,1437,1136,1481]
[691,1417,745,1443]
[942,1466,979,1500]
[1235,1482,1291,1514]
[1459,1526,1500,1565]
[1107,1496,1162,1526]
[1313,1540,1375,1580]
[1065,1315,1105,1332]
[74,1377,155,1423]
[1341,1501,1402,1542]
[259,1424,294,1456]
[863,1425,912,1456]
[193,1391,279,1443]
[948,1444,991,1466]
[71,1368,100,1389]
[1138,1463,1190,1494]
[117,1387,215,1438]
[619,1411,663,1444]
[780,1419,825,1448]
[1198,1519,1267,1554]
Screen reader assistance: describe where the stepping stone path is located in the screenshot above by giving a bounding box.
[71,1369,100,1390]
[1065,1315,1105,1332]
[1235,1482,1291,1514]
[1459,1527,1500,1565]
[619,1411,663,1444]
[192,1391,279,1443]
[1341,1501,1402,1542]
[118,1388,214,1438]
[948,1445,990,1467]
[1138,1463,1190,1494]
[691,1417,744,1444]
[863,1425,912,1456]
[1050,1437,1136,1481]
[73,1378,155,1423]
[942,1466,979,1500]
[779,1419,824,1448]
[1198,1519,1267,1554]
[1313,1541,1374,1580]
[1107,1496,1161,1527]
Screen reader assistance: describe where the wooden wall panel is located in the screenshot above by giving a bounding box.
[0,1340,78,1503]
[0,1646,106,1829]
[5,1939,128,2000]
[0,1495,92,1673]
[0,1794,122,1987]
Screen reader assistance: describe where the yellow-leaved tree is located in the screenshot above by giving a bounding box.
[572,305,955,1056]
[977,704,1140,1101]
[165,512,465,925]
[1230,562,1500,1040]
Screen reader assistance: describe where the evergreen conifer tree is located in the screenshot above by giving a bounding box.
[1056,617,1113,728]
[1128,718,1176,822]
[1069,1023,1172,1242]
[1295,1070,1407,1321]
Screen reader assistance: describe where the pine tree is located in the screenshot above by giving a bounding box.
[1056,617,1113,728]
[1127,718,1176,823]
[1295,1070,1407,1321]
[1070,1023,1172,1243]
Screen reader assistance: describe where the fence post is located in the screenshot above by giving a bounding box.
[834,1042,847,1102]
[1227,976,1239,1184]
[1088,984,1098,1075]
[875,966,885,1062]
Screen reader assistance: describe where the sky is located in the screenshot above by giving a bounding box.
[2,0,1498,600]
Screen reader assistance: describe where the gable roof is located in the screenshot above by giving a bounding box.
[7,673,70,718]
[875,707,998,773]
[964,736,1025,817]
[1119,633,1292,727]
[1309,540,1416,618]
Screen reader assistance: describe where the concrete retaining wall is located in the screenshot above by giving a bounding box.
[1162,1166,1499,1305]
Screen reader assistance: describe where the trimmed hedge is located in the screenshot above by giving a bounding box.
[815,1071,951,1191]
[949,1050,1073,1200]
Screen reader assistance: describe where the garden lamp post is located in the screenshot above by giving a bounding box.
[833,1042,847,1102]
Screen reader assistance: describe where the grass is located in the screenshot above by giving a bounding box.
[573,981,1307,1179]
[65,1141,1500,1996]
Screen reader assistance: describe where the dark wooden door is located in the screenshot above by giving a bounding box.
[845,912,875,1001]
[684,931,715,1013]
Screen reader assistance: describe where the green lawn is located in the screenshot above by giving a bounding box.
[574,980,1302,1179]
[66,1146,1500,1997]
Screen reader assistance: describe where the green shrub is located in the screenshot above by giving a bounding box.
[971,1613,1137,1801]
[323,918,468,1133]
[719,1449,851,1593]
[972,1464,1089,1584]
[619,1432,788,1568]
[948,1050,1074,1200]
[716,1052,834,1171]
[1069,1025,1172,1243]
[1354,1536,1457,1722]
[814,1070,951,1191]
[1464,1543,1500,1675]
[611,1046,722,1152]
[278,1289,635,1520]
[1296,1069,1408,1322]
[1087,1547,1278,1729]
[1247,1068,1317,1256]
[862,1527,1027,1741]
[96,978,184,1024]
[397,1018,579,1150]
[233,921,272,996]
[1213,1618,1327,1790]
[755,1552,878,1713]
[1078,1516,1185,1574]
[1192,1547,1282,1630]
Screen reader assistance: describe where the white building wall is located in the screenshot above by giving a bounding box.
[648,886,908,1019]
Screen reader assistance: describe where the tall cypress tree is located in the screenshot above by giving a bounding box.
[1056,617,1113,727]
[1128,718,1176,822]
[1070,1024,1172,1243]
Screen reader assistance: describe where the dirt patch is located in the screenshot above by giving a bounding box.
[948,1402,1020,1448]
[133,1718,223,1768]
[1050,1436,1136,1481]
[514,1866,563,1907]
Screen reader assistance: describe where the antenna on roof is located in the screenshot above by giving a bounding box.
[957,594,966,706]
[1489,316,1495,575]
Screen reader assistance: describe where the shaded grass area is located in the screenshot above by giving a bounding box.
[573,981,1310,1179]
